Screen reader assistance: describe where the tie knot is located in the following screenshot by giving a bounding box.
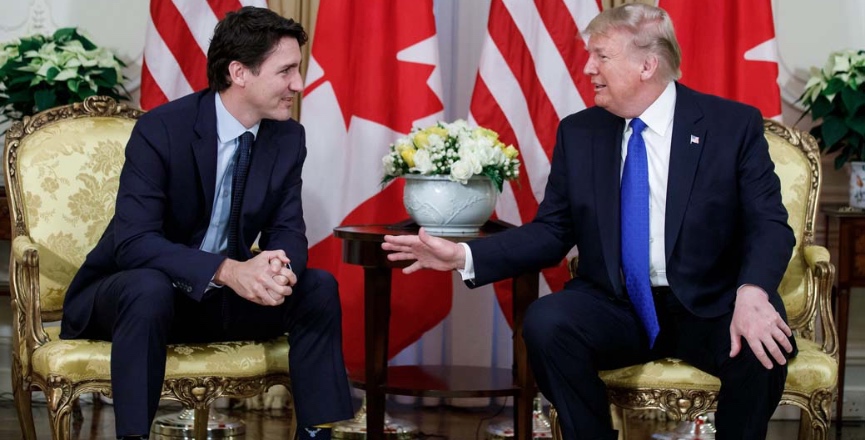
[629,118,647,135]
[239,131,254,147]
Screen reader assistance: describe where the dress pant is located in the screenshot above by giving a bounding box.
[79,267,354,437]
[522,285,791,440]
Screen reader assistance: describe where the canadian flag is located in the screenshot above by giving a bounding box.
[300,0,452,373]
[659,0,782,118]
[140,0,266,110]
[469,0,601,324]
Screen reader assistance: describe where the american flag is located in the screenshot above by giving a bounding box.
[140,0,266,110]
[469,0,601,322]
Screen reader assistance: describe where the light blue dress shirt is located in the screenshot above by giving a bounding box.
[199,93,260,255]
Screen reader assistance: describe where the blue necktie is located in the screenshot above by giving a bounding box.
[620,118,660,347]
[227,131,253,260]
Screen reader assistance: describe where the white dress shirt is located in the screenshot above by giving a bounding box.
[459,82,677,287]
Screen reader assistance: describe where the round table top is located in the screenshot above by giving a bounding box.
[333,219,513,243]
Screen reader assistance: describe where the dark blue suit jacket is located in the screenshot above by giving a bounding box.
[61,90,309,338]
[468,83,795,319]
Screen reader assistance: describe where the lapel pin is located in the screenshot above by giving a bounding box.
[690,135,700,145]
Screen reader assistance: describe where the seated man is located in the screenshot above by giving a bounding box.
[382,4,796,440]
[59,7,352,440]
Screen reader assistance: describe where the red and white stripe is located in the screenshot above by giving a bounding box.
[469,0,601,321]
[140,0,267,110]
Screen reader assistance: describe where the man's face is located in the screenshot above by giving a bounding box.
[243,36,304,122]
[583,30,646,118]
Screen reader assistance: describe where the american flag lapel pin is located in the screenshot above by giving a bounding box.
[690,135,700,145]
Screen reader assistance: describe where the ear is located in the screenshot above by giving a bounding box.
[228,60,247,87]
[640,53,660,81]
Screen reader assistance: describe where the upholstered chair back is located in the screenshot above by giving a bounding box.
[6,97,141,320]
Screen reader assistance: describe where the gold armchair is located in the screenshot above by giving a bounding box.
[550,119,837,439]
[5,96,296,440]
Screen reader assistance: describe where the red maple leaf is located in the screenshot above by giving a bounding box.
[305,0,443,134]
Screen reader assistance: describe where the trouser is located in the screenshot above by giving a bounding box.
[79,267,354,437]
[522,285,792,440]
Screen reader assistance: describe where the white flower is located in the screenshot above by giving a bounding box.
[412,149,435,174]
[449,159,475,184]
[382,154,399,176]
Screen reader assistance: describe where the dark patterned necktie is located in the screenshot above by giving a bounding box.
[620,118,660,347]
[227,131,253,260]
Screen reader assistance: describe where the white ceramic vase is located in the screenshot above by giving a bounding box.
[402,174,497,234]
[850,161,865,209]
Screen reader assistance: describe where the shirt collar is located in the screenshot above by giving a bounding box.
[215,92,260,143]
[626,81,676,136]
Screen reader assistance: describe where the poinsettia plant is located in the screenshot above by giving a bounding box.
[0,27,129,123]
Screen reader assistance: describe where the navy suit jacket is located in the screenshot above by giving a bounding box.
[468,83,795,319]
[61,90,309,338]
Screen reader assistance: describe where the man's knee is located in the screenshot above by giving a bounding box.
[297,268,341,315]
[523,295,571,353]
[116,268,175,321]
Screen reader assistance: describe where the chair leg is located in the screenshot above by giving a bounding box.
[549,406,562,440]
[287,390,298,440]
[47,393,75,440]
[12,383,38,440]
[193,407,209,440]
[799,407,831,440]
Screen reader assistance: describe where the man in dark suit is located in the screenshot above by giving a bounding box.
[383,4,795,439]
[60,7,352,440]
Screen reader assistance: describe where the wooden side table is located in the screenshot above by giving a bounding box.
[822,205,865,426]
[333,221,539,440]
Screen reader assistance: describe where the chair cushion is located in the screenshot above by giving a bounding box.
[600,339,836,393]
[33,327,289,382]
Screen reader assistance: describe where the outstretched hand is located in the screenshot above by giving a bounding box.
[381,227,466,274]
[729,285,794,369]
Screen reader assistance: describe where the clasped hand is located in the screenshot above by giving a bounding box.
[216,249,297,306]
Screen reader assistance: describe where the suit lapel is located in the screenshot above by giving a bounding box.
[594,117,625,296]
[665,84,705,262]
[192,92,219,217]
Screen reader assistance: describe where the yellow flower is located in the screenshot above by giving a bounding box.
[413,132,430,149]
[503,145,519,159]
[400,148,416,167]
[427,126,448,138]
[473,127,499,141]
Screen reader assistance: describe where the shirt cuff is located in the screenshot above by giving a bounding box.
[456,242,476,281]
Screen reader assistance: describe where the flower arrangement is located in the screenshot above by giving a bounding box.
[381,119,521,192]
[799,49,865,169]
[0,27,128,123]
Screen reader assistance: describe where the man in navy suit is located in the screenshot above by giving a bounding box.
[383,4,795,439]
[60,7,352,440]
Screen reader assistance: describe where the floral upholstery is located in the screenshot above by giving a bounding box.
[17,117,131,314]
[551,120,837,440]
[5,97,295,440]
[34,327,289,383]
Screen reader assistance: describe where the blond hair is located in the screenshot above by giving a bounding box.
[584,3,682,82]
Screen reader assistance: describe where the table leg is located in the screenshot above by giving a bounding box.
[512,271,539,440]
[364,267,392,440]
[837,285,850,429]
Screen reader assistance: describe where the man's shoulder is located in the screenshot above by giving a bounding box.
[138,90,210,127]
[677,83,762,120]
[561,106,621,129]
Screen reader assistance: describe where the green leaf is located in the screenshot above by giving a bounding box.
[848,112,865,137]
[8,75,33,86]
[842,87,865,114]
[45,66,60,81]
[34,89,56,111]
[809,96,833,120]
[67,78,80,94]
[821,115,849,149]
[824,77,846,96]
[835,150,851,170]
[52,27,76,41]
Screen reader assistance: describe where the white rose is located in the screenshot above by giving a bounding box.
[449,159,475,184]
[412,149,435,174]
